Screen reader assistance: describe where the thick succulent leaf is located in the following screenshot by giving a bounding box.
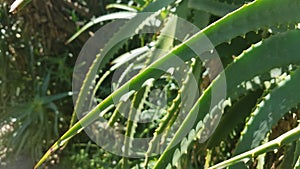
[65,12,137,44]
[191,10,211,29]
[144,57,201,167]
[206,89,263,148]
[144,14,177,66]
[106,3,138,12]
[142,0,175,12]
[153,30,300,168]
[36,0,300,167]
[229,66,300,169]
[209,123,300,169]
[234,70,300,155]
[200,0,300,46]
[188,0,240,17]
[122,82,153,168]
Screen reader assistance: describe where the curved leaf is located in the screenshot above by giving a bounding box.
[153,29,300,168]
[188,0,240,17]
[232,68,300,161]
[65,12,137,44]
[209,123,300,169]
[36,0,300,167]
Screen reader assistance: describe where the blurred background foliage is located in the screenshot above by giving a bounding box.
[0,0,122,168]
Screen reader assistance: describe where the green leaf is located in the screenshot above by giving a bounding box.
[206,89,263,148]
[142,0,175,12]
[188,0,240,17]
[209,123,300,169]
[122,82,153,168]
[106,3,139,12]
[153,29,300,169]
[233,69,300,155]
[36,0,300,167]
[65,12,137,44]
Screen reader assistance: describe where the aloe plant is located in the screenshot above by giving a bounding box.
[32,0,300,168]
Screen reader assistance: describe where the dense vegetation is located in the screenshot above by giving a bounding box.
[1,0,300,168]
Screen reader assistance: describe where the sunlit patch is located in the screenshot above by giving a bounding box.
[253,76,261,85]
[270,68,282,78]
[264,81,271,89]
[15,33,21,38]
[268,28,273,33]
[0,29,5,34]
[167,67,175,75]
[277,74,291,87]
[246,81,253,90]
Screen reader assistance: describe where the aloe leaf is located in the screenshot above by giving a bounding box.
[143,15,183,166]
[188,0,240,17]
[201,0,300,46]
[144,57,201,167]
[66,0,176,44]
[175,0,191,20]
[209,123,300,169]
[70,1,175,129]
[36,0,300,167]
[72,0,300,132]
[111,46,150,69]
[142,0,175,12]
[191,10,211,29]
[107,101,126,127]
[144,13,177,68]
[65,12,137,44]
[233,69,300,155]
[122,81,153,168]
[106,3,139,12]
[89,46,150,108]
[206,89,263,148]
[153,29,300,168]
[69,11,161,129]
